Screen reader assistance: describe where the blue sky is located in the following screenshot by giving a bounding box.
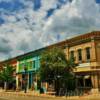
[96,0,100,3]
[0,0,100,61]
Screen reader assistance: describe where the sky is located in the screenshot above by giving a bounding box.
[0,0,100,61]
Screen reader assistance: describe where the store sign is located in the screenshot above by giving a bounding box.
[78,63,90,67]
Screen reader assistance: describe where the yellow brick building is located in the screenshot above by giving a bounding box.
[40,31,100,93]
[63,31,100,93]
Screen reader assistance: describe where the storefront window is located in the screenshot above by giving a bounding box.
[19,63,24,71]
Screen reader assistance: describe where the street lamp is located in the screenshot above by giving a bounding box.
[24,66,27,93]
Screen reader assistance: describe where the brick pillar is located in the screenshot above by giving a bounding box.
[91,38,96,62]
[82,48,86,63]
[16,75,19,91]
[64,45,69,60]
[91,73,99,93]
[74,50,78,64]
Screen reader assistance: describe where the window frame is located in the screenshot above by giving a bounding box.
[86,47,91,61]
[77,49,82,62]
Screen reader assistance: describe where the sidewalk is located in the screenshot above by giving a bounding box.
[0,90,56,98]
[1,90,100,100]
[0,90,67,100]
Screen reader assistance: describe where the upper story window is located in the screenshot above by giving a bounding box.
[33,60,35,68]
[19,63,24,71]
[78,49,82,61]
[28,61,33,69]
[86,47,91,61]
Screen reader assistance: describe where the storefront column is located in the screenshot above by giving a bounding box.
[91,73,99,93]
[83,76,86,88]
[16,75,22,91]
[34,75,38,91]
[16,75,19,90]
[27,73,29,90]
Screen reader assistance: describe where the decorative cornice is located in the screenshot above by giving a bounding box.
[47,31,100,48]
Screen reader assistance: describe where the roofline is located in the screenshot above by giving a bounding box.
[46,31,100,48]
[0,31,100,63]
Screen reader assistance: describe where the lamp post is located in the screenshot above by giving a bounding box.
[24,66,27,93]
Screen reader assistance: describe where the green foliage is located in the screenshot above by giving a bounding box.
[39,47,76,82]
[0,65,15,83]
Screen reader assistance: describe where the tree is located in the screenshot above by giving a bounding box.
[39,47,76,95]
[0,64,15,91]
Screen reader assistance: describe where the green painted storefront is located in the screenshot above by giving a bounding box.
[16,51,41,91]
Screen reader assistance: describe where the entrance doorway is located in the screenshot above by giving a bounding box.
[29,73,34,89]
[77,75,92,91]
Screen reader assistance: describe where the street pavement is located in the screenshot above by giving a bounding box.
[0,91,100,100]
[0,95,66,100]
[0,98,7,100]
[0,91,66,100]
[1,95,100,100]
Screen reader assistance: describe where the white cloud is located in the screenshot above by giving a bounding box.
[2,15,17,23]
[43,0,100,40]
[0,0,100,61]
[41,0,58,11]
